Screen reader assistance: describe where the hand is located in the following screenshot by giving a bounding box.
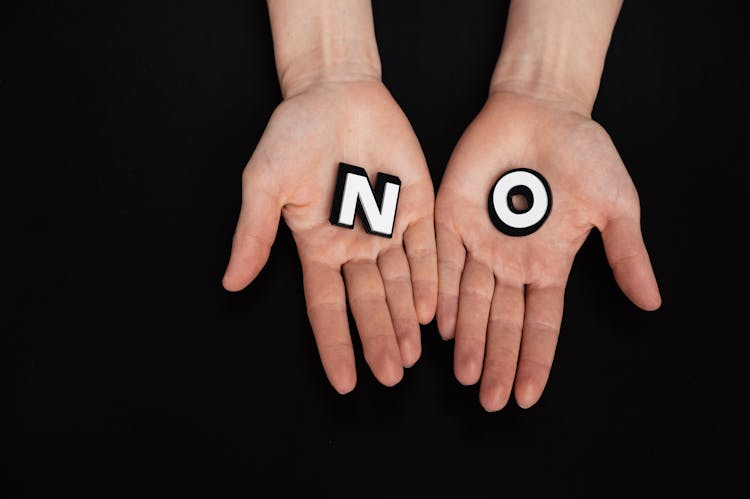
[435,90,661,411]
[223,80,437,393]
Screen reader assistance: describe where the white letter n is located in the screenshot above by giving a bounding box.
[329,163,401,238]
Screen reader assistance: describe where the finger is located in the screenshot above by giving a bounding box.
[601,216,661,311]
[479,279,524,412]
[404,215,438,325]
[436,222,466,340]
[343,260,404,387]
[302,260,356,394]
[378,247,422,368]
[454,256,493,386]
[223,166,281,291]
[514,283,566,409]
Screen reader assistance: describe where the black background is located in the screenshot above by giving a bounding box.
[5,1,746,496]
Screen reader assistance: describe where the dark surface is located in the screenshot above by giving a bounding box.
[5,1,746,496]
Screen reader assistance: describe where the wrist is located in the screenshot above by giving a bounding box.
[490,57,596,117]
[268,0,381,99]
[490,0,622,117]
[277,40,381,98]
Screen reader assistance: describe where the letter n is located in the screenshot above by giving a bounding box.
[329,163,401,238]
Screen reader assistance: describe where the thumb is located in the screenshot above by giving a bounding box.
[601,215,661,311]
[222,166,281,291]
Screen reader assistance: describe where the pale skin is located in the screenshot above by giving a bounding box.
[222,0,437,393]
[436,0,661,410]
[224,0,661,405]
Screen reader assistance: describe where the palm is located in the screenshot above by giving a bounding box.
[436,92,660,411]
[224,81,437,393]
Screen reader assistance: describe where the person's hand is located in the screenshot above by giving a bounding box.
[223,80,437,393]
[435,90,661,411]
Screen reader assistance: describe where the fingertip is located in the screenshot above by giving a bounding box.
[409,280,438,325]
[332,371,357,395]
[439,331,455,341]
[221,245,269,292]
[643,274,662,310]
[321,354,358,395]
[514,378,542,409]
[221,271,246,292]
[481,399,508,413]
[376,360,404,387]
[650,294,662,310]
[324,354,357,395]
[437,294,457,340]
[415,292,437,325]
[602,216,663,312]
[391,317,422,368]
[479,384,511,413]
[618,266,662,311]
[221,263,261,292]
[454,357,482,386]
[221,275,234,292]
[402,356,419,369]
[437,321,455,340]
[638,289,662,311]
[363,339,405,387]
[398,335,422,368]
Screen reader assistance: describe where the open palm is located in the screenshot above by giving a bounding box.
[436,91,661,411]
[223,81,437,393]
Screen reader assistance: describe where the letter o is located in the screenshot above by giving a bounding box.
[488,168,552,237]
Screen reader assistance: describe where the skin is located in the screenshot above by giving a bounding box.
[223,0,437,394]
[436,0,661,411]
[225,0,661,406]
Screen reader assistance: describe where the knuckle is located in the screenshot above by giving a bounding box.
[519,356,552,373]
[524,320,559,336]
[460,287,493,303]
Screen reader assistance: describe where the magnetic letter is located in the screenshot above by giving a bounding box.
[488,168,552,237]
[329,163,401,238]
